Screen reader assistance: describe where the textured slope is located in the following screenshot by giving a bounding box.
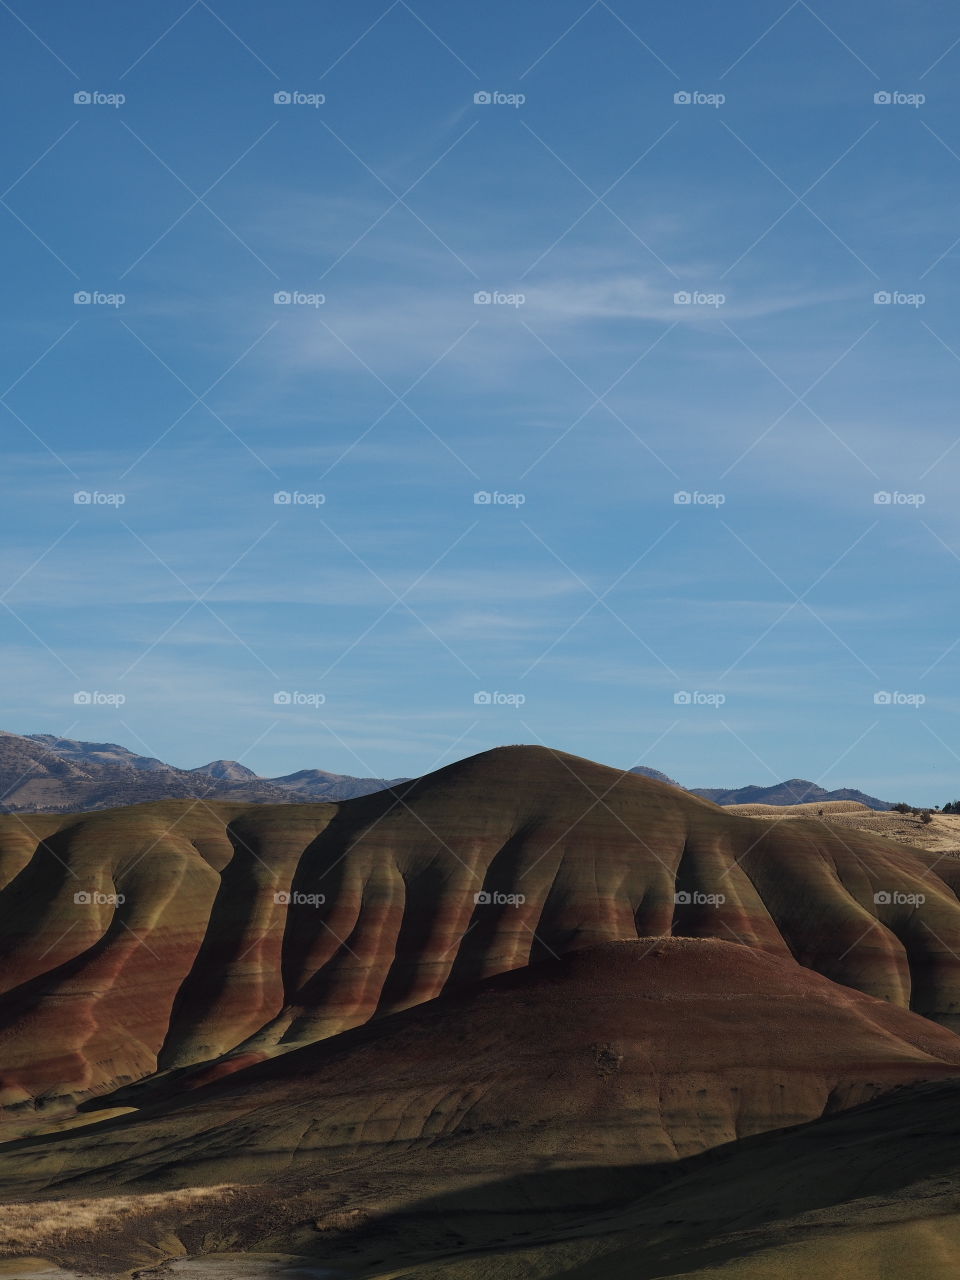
[2,939,960,1273]
[0,745,957,1132]
[403,1075,960,1280]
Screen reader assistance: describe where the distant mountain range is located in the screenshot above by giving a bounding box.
[689,778,893,810]
[0,732,408,812]
[629,766,892,811]
[0,732,895,813]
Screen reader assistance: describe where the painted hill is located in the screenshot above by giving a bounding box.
[3,938,960,1274]
[0,744,957,1138]
[0,745,957,1275]
[691,777,893,810]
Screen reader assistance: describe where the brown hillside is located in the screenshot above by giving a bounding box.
[398,1074,960,1280]
[1,939,960,1274]
[0,745,957,1135]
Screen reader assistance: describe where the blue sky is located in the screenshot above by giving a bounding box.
[1,0,959,801]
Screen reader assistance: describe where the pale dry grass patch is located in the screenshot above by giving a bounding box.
[0,1186,240,1251]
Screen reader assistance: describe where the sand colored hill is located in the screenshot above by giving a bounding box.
[2,939,960,1274]
[725,799,872,816]
[0,745,959,1138]
[820,808,960,852]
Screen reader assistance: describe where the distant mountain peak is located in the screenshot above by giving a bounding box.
[192,759,259,781]
[629,765,681,786]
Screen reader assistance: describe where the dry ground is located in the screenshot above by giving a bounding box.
[726,801,960,854]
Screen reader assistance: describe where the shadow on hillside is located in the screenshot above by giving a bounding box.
[3,1078,960,1276]
[290,1077,960,1279]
